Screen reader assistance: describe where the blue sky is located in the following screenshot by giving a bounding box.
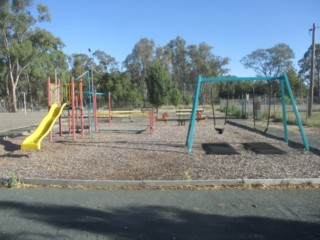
[34,0,319,76]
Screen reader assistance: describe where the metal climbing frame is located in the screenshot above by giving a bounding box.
[186,74,309,154]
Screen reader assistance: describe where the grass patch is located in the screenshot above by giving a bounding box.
[219,104,243,118]
[6,172,22,188]
[272,112,320,128]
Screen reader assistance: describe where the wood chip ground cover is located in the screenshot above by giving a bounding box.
[0,120,319,181]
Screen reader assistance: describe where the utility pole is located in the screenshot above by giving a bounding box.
[308,23,316,118]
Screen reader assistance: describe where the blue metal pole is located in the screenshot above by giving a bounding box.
[87,70,94,139]
[75,71,89,81]
[283,74,309,151]
[186,76,200,146]
[201,76,281,83]
[186,75,202,154]
[280,77,288,143]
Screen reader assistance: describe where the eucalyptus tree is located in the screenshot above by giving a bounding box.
[241,43,295,77]
[241,43,295,97]
[69,53,92,79]
[72,50,143,106]
[187,43,212,79]
[90,50,117,98]
[165,36,189,91]
[298,44,320,98]
[26,28,68,106]
[0,0,52,111]
[186,42,229,101]
[124,38,155,89]
[0,55,9,96]
[155,45,171,72]
[93,50,118,73]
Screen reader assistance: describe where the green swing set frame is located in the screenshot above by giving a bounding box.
[186,74,309,155]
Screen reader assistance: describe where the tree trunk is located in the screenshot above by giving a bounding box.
[8,60,22,112]
[8,65,19,112]
[11,81,17,112]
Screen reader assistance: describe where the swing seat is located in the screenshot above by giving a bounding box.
[215,127,224,134]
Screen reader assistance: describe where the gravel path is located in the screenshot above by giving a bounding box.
[0,119,319,181]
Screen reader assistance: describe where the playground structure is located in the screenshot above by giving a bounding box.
[21,71,155,150]
[186,74,310,154]
[21,76,86,150]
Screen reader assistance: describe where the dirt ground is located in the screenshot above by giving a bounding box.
[0,117,319,181]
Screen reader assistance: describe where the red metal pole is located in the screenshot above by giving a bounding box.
[75,95,79,130]
[150,108,154,133]
[58,80,62,137]
[47,78,53,141]
[47,77,51,110]
[71,77,76,141]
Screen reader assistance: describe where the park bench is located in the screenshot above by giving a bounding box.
[176,108,205,121]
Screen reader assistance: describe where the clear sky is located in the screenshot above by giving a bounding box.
[33,0,319,77]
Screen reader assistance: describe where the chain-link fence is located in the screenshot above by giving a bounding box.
[218,96,320,119]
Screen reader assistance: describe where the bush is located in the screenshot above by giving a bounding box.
[183,95,192,105]
[284,95,291,105]
[170,87,182,107]
[224,104,242,118]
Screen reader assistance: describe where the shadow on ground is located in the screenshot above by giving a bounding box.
[0,137,20,152]
[0,137,29,158]
[0,200,319,240]
[227,120,320,156]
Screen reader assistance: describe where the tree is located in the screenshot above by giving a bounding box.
[241,43,295,77]
[125,36,230,103]
[187,42,229,79]
[69,53,92,79]
[286,68,302,98]
[27,28,68,106]
[124,38,155,89]
[154,45,171,72]
[169,87,182,107]
[187,42,229,100]
[166,36,189,91]
[145,62,171,110]
[93,50,118,73]
[0,0,52,111]
[298,44,320,99]
[97,71,143,108]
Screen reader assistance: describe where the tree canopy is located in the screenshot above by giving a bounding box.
[240,43,295,77]
[0,1,313,111]
[0,0,66,111]
[298,44,320,98]
[145,62,171,109]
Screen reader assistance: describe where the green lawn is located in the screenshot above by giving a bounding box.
[270,111,320,128]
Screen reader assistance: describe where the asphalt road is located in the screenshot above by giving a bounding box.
[0,188,319,240]
[0,111,46,133]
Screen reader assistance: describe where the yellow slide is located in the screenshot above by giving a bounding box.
[21,103,68,150]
